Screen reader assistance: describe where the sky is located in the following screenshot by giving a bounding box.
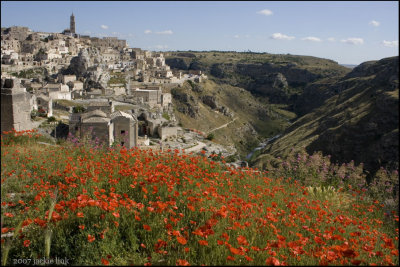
[1,1,398,65]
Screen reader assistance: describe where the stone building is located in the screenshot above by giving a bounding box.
[70,13,76,34]
[1,78,33,132]
[36,93,53,117]
[86,100,114,115]
[69,108,138,148]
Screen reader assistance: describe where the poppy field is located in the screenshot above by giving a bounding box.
[1,130,398,266]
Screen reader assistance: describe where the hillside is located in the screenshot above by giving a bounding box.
[1,130,398,266]
[169,79,295,158]
[166,51,350,106]
[252,56,399,178]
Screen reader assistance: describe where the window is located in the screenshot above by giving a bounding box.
[75,126,78,131]
[121,130,126,135]
[121,141,124,146]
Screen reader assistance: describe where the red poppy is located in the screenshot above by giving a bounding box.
[237,235,248,246]
[266,257,281,266]
[177,236,187,245]
[88,234,95,242]
[227,256,235,261]
[101,258,109,265]
[176,259,190,266]
[143,224,151,231]
[198,240,208,246]
[23,240,31,247]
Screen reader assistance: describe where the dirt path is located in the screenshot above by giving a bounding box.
[184,141,207,153]
[207,117,237,134]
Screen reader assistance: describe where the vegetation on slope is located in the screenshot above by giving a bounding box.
[252,56,399,178]
[1,130,398,266]
[166,51,350,107]
[171,80,295,158]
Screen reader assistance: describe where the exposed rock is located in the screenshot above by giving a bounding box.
[258,56,399,176]
[202,95,219,109]
[165,58,191,70]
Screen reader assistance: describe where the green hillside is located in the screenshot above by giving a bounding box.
[252,56,399,178]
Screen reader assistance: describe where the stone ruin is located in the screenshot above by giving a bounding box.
[1,78,34,132]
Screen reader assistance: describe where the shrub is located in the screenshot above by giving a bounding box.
[47,116,56,123]
[206,133,214,141]
[72,105,85,113]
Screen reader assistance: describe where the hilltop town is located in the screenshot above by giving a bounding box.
[0,14,240,162]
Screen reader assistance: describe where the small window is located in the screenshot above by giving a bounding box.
[121,141,125,146]
[121,130,126,134]
[75,126,78,131]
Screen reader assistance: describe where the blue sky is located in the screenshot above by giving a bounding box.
[1,1,398,64]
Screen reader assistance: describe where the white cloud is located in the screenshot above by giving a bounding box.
[270,33,295,40]
[100,25,109,30]
[382,40,398,47]
[327,37,335,42]
[144,29,152,34]
[302,36,322,42]
[341,38,364,45]
[155,30,173,35]
[154,44,168,50]
[234,35,240,39]
[369,20,380,27]
[257,9,273,16]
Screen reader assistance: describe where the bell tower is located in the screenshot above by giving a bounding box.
[70,13,76,34]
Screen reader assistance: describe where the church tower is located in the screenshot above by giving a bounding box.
[70,13,76,34]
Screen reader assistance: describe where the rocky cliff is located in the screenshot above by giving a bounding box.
[166,52,349,106]
[66,48,109,90]
[253,56,399,176]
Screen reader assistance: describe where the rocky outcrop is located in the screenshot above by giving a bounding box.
[165,58,192,70]
[257,56,399,176]
[84,67,110,90]
[66,48,109,90]
[201,95,233,117]
[202,95,219,109]
[171,89,199,118]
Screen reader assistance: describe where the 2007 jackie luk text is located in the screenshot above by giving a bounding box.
[13,257,69,265]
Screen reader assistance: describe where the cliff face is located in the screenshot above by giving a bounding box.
[253,56,399,176]
[166,52,349,105]
[66,48,110,90]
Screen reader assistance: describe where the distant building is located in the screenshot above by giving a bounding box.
[70,13,76,34]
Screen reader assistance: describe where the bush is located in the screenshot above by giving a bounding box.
[30,109,38,119]
[73,105,86,113]
[47,116,56,123]
[206,133,214,141]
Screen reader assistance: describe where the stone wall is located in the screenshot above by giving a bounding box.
[1,79,33,132]
[158,126,180,141]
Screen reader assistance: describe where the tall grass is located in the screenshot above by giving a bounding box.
[1,130,398,266]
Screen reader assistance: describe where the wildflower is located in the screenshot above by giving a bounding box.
[266,257,281,266]
[23,240,31,247]
[237,235,249,246]
[143,224,151,231]
[88,234,95,242]
[198,240,208,246]
[177,236,187,245]
[79,225,85,230]
[176,259,190,266]
[101,258,109,265]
